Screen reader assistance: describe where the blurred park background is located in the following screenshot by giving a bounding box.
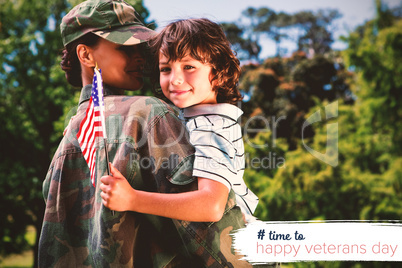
[0,0,401,267]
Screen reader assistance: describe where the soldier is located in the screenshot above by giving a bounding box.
[39,0,257,267]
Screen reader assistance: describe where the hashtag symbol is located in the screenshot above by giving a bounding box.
[257,229,265,240]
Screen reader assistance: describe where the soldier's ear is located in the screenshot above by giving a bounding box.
[77,44,95,68]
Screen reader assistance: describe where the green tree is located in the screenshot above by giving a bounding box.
[291,55,337,100]
[0,0,153,266]
[291,9,341,56]
[242,2,402,267]
[221,22,261,61]
[240,52,350,150]
[254,9,292,57]
[237,7,293,57]
[0,2,70,267]
[342,0,402,155]
[234,5,349,150]
[237,7,341,58]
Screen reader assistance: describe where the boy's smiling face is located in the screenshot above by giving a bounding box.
[159,54,217,108]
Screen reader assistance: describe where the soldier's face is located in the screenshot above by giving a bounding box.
[92,39,145,91]
[159,54,217,108]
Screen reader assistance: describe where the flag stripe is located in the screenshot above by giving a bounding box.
[76,68,105,187]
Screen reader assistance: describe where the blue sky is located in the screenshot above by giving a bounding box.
[143,0,401,58]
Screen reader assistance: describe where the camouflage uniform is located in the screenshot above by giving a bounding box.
[39,84,259,267]
[60,0,155,46]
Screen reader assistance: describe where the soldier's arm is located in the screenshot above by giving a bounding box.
[100,163,228,222]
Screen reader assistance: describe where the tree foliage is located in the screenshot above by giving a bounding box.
[0,1,69,266]
[342,0,402,155]
[224,7,341,59]
[241,3,402,267]
[221,22,261,61]
[239,52,352,150]
[291,9,341,56]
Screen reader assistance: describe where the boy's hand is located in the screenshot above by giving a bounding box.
[100,163,135,211]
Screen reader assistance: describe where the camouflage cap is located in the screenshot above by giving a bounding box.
[61,0,155,46]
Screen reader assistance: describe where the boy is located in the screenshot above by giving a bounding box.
[101,18,258,223]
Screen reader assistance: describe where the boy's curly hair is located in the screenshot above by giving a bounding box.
[149,18,243,104]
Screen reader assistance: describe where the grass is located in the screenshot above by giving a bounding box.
[0,226,35,268]
[0,251,33,268]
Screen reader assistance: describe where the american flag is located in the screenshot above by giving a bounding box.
[76,67,107,186]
